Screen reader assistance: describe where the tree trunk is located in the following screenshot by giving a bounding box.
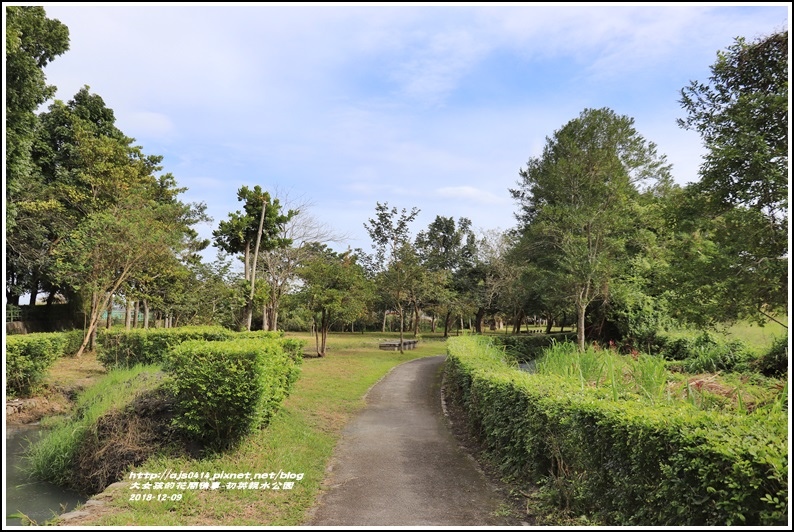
[246,198,268,331]
[443,310,451,338]
[320,310,329,356]
[382,310,388,333]
[125,299,133,330]
[28,277,39,306]
[106,295,113,329]
[143,300,150,329]
[474,307,485,334]
[398,305,405,353]
[577,304,586,352]
[133,300,139,328]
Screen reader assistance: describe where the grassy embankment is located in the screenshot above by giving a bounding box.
[45,332,446,526]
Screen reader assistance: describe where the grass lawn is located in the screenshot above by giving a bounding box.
[49,331,446,526]
[664,316,788,352]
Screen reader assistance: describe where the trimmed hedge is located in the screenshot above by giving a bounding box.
[6,332,72,396]
[96,326,285,369]
[163,336,304,449]
[445,336,788,526]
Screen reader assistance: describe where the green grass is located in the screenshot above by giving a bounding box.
[48,332,443,526]
[531,339,785,415]
[665,316,788,353]
[25,365,162,487]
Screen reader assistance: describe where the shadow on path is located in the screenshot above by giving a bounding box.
[304,355,524,526]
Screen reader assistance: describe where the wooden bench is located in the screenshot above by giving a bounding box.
[379,339,419,351]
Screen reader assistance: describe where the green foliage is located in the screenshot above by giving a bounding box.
[674,30,788,325]
[6,332,69,396]
[62,328,85,356]
[24,365,161,490]
[5,5,69,230]
[753,336,788,378]
[445,336,788,525]
[655,332,757,374]
[680,341,756,375]
[298,243,373,355]
[96,326,240,369]
[491,333,577,362]
[511,107,673,351]
[163,337,304,450]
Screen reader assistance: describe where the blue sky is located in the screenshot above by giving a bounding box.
[20,3,792,261]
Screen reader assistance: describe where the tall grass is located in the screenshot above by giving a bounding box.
[530,340,784,414]
[629,355,668,404]
[535,342,671,404]
[24,365,162,487]
[535,342,611,390]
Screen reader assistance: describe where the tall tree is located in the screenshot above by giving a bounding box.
[5,5,69,230]
[212,186,296,330]
[511,107,672,351]
[298,244,371,356]
[362,202,420,351]
[7,86,168,306]
[256,193,343,331]
[52,188,195,356]
[414,216,475,335]
[675,29,788,326]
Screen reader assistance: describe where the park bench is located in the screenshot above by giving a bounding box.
[378,339,419,351]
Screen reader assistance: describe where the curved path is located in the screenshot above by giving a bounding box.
[304,355,523,526]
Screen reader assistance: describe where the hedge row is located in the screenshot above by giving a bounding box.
[6,330,85,396]
[96,326,285,369]
[444,336,788,526]
[164,336,304,449]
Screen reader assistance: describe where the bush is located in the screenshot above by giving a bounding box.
[96,326,244,368]
[62,329,86,356]
[681,340,756,374]
[753,336,788,378]
[163,337,304,450]
[6,333,69,396]
[656,332,757,374]
[445,336,788,526]
[491,332,577,363]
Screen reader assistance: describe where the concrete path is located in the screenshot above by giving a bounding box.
[304,355,522,527]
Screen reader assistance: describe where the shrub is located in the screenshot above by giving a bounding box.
[62,329,86,356]
[656,332,757,374]
[491,332,577,363]
[96,326,242,368]
[753,336,788,378]
[163,337,304,450]
[6,333,69,396]
[445,336,788,526]
[681,339,756,374]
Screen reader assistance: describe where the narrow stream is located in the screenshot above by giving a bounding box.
[5,424,85,526]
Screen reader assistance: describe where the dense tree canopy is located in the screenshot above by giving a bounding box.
[511,107,673,350]
[673,29,788,326]
[5,6,69,229]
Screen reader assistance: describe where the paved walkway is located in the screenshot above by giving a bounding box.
[304,355,522,527]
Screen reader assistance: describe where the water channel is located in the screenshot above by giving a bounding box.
[5,423,85,526]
